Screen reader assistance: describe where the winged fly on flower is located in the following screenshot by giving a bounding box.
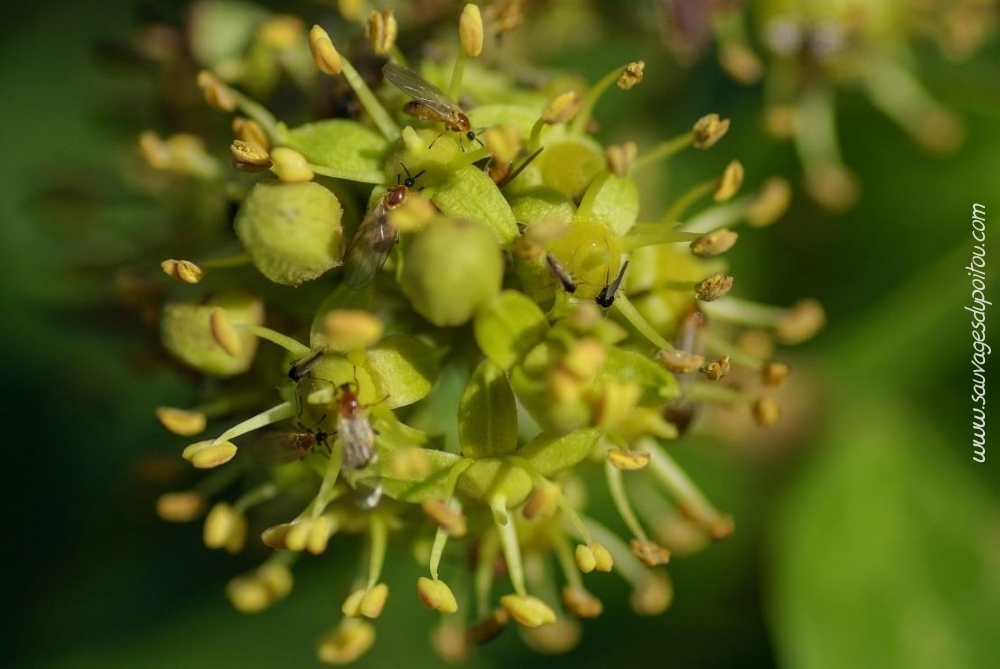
[545,253,578,294]
[343,165,425,289]
[288,347,327,382]
[333,381,384,509]
[596,260,630,308]
[248,424,331,467]
[382,62,484,150]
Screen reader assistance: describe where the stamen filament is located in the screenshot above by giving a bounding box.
[703,331,763,370]
[632,134,694,172]
[239,325,311,356]
[214,401,297,444]
[232,482,278,514]
[232,91,282,145]
[552,532,585,590]
[577,170,611,220]
[557,496,593,546]
[309,163,387,185]
[569,65,630,135]
[660,180,714,224]
[620,229,699,251]
[612,294,674,351]
[311,445,344,517]
[448,52,468,100]
[605,460,648,540]
[342,55,400,140]
[582,517,645,586]
[474,528,500,618]
[680,197,749,233]
[492,494,528,596]
[644,438,724,527]
[700,296,787,327]
[199,253,251,269]
[366,512,388,589]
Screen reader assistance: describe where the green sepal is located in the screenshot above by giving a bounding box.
[601,347,679,405]
[584,174,640,236]
[456,458,533,508]
[365,334,445,409]
[518,428,601,476]
[508,188,577,226]
[473,291,550,370]
[429,162,518,244]
[458,360,518,457]
[278,120,390,184]
[378,450,462,503]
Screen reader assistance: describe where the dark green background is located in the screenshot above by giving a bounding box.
[3,1,998,667]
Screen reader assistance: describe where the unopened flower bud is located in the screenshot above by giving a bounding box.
[235,181,344,286]
[776,299,825,344]
[155,407,207,436]
[196,70,237,111]
[417,577,459,614]
[321,310,384,352]
[182,439,238,469]
[761,360,790,387]
[365,10,397,56]
[459,4,484,57]
[309,25,342,75]
[617,61,645,89]
[690,228,738,257]
[630,538,671,566]
[156,491,207,522]
[499,594,556,628]
[542,91,582,125]
[562,585,603,618]
[692,113,730,149]
[160,259,205,283]
[317,620,376,665]
[752,396,780,427]
[270,146,314,183]
[700,355,731,381]
[607,447,650,471]
[694,273,734,301]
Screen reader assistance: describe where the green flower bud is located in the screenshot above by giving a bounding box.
[235,181,344,286]
[161,291,263,376]
[534,140,605,199]
[401,219,503,327]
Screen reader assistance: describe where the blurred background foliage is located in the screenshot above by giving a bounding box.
[3,0,998,667]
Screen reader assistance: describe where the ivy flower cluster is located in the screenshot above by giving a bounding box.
[662,0,997,210]
[143,1,823,663]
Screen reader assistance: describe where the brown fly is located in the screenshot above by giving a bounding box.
[382,62,484,149]
[343,166,424,289]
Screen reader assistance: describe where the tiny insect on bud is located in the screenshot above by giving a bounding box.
[155,407,207,436]
[714,160,744,202]
[499,594,556,628]
[694,273,734,301]
[630,538,671,566]
[761,360,791,387]
[230,139,272,172]
[700,355,731,381]
[542,90,582,125]
[321,310,384,352]
[607,447,651,471]
[658,349,706,374]
[690,228,738,257]
[365,10,397,56]
[692,113,731,149]
[160,259,205,284]
[617,60,645,89]
[776,299,825,344]
[182,439,238,469]
[605,141,638,177]
[752,396,780,427]
[459,4,484,57]
[747,177,792,227]
[196,70,237,111]
[155,491,207,522]
[309,25,342,76]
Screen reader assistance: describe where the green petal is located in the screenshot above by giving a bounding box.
[519,428,601,476]
[278,120,390,184]
[456,458,533,507]
[430,164,518,244]
[365,334,445,409]
[601,347,679,405]
[473,291,550,370]
[458,360,518,457]
[584,174,640,236]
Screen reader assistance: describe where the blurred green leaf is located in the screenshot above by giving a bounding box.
[769,390,1000,669]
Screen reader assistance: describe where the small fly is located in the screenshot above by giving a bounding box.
[334,382,383,508]
[596,261,630,308]
[248,424,331,467]
[343,166,425,289]
[382,62,484,149]
[545,253,577,293]
[288,347,327,382]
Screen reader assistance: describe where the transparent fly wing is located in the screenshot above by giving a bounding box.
[343,200,397,289]
[248,430,315,467]
[383,62,460,119]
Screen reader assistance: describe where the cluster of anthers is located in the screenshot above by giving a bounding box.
[146,2,824,664]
